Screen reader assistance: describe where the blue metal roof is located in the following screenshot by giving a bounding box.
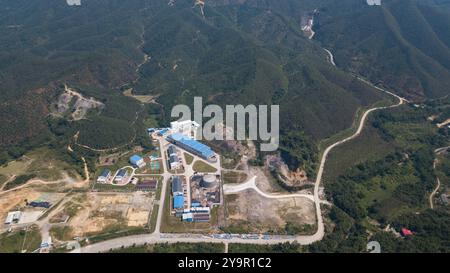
[130,155,143,164]
[173,195,184,209]
[158,128,169,136]
[100,169,110,177]
[117,169,128,177]
[167,133,214,158]
[172,176,182,193]
[169,155,178,163]
[168,145,177,155]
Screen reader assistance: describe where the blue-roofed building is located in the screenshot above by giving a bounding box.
[97,169,111,183]
[168,145,177,157]
[172,176,183,195]
[158,128,169,136]
[115,169,129,182]
[166,133,215,161]
[169,154,180,169]
[130,155,145,168]
[173,195,184,209]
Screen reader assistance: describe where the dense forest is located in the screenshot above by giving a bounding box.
[311,101,450,252]
[0,0,449,253]
[0,0,395,179]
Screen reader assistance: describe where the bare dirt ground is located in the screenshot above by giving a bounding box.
[250,166,285,194]
[53,85,104,121]
[224,189,316,234]
[122,89,159,104]
[63,192,154,237]
[0,189,40,220]
[0,190,66,228]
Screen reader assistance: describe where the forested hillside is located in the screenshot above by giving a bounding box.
[0,0,386,175]
[315,0,450,99]
[1,0,449,176]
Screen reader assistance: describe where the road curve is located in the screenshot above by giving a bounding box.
[74,50,408,252]
[429,146,448,209]
[75,91,405,252]
[429,177,441,209]
[223,176,315,202]
[310,85,406,244]
[324,49,336,67]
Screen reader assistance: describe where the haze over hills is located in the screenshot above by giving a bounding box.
[315,0,450,99]
[0,0,449,173]
[0,0,449,254]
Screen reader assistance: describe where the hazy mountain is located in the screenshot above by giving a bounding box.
[315,0,450,99]
[0,0,449,173]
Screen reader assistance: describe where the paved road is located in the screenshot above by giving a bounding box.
[77,233,297,253]
[223,176,315,202]
[72,55,409,252]
[429,146,449,209]
[324,49,336,66]
[435,146,450,154]
[75,87,405,252]
[429,176,441,209]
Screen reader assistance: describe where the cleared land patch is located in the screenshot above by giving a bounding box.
[222,171,248,184]
[193,160,217,173]
[51,192,154,241]
[223,190,316,234]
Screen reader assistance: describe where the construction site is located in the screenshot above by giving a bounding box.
[223,190,316,234]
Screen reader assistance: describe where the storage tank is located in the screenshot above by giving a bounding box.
[200,174,218,188]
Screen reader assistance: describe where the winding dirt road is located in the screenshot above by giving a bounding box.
[429,146,449,209]
[74,74,407,252]
[223,176,315,202]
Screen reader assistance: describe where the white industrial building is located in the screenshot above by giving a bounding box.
[170,120,200,139]
[4,211,22,225]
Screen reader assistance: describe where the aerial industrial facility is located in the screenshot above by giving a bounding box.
[89,120,219,227]
[166,133,216,162]
[191,174,221,208]
[129,155,146,168]
[170,120,200,139]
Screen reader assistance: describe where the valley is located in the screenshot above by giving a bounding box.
[0,0,449,254]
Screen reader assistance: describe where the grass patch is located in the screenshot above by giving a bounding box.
[184,153,194,165]
[123,89,156,104]
[0,147,78,183]
[318,97,395,160]
[93,183,137,192]
[50,226,74,242]
[222,171,248,184]
[229,243,303,253]
[154,177,163,200]
[0,157,33,177]
[148,204,159,233]
[3,174,36,190]
[192,161,217,173]
[0,174,8,188]
[323,125,394,183]
[109,242,225,253]
[0,225,42,253]
[85,227,149,245]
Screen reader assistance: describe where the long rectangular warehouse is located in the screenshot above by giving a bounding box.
[166,133,215,161]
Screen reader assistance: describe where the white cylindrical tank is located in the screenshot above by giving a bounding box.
[200,174,217,188]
